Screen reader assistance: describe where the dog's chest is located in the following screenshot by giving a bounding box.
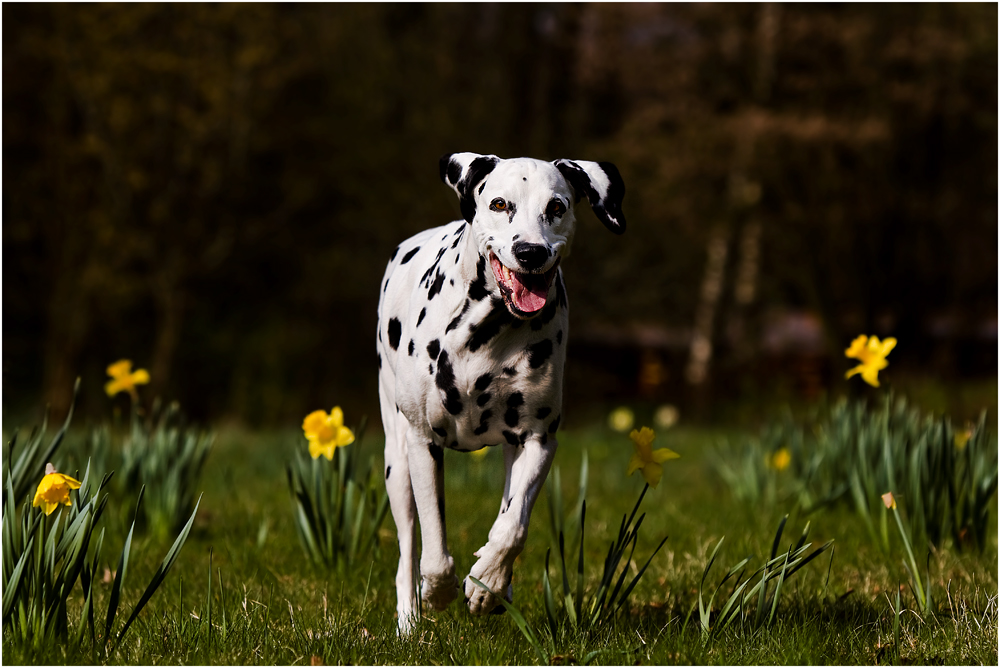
[423,302,566,450]
[379,223,567,451]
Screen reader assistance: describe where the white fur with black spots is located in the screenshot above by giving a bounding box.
[376,153,626,634]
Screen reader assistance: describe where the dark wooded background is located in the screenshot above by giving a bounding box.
[4,3,996,425]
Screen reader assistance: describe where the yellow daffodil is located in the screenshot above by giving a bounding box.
[32,463,82,516]
[844,335,896,387]
[626,426,679,488]
[654,404,679,429]
[769,447,791,471]
[105,359,150,399]
[608,406,635,432]
[881,491,897,510]
[954,424,974,450]
[303,406,355,460]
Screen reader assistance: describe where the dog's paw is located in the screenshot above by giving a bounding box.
[464,552,513,616]
[421,571,461,611]
[396,610,419,637]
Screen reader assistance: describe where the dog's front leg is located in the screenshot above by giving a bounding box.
[465,436,557,615]
[407,430,461,611]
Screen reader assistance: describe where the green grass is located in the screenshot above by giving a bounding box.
[4,420,997,665]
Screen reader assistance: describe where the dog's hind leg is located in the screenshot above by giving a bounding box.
[406,427,461,612]
[381,389,420,634]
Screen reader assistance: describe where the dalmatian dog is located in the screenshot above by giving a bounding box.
[376,152,625,634]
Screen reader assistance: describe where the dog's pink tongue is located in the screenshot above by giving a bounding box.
[511,273,547,313]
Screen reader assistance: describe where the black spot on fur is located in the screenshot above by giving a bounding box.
[383,279,389,293]
[503,366,517,376]
[536,407,551,419]
[428,270,445,300]
[556,330,563,344]
[504,392,523,427]
[530,297,559,331]
[429,364,434,374]
[385,466,391,479]
[528,339,553,369]
[417,308,426,327]
[446,299,471,333]
[478,181,486,195]
[503,430,519,445]
[391,246,400,261]
[477,393,492,407]
[473,409,493,436]
[451,231,464,249]
[432,426,447,438]
[541,433,548,445]
[408,339,415,356]
[511,318,524,330]
[435,351,463,415]
[469,256,489,301]
[467,301,513,352]
[378,353,381,369]
[401,247,420,264]
[474,373,494,391]
[427,339,441,360]
[455,156,499,223]
[421,248,448,286]
[450,441,459,450]
[429,442,444,465]
[548,414,561,434]
[388,318,402,351]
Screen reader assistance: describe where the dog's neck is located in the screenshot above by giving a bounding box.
[457,221,498,294]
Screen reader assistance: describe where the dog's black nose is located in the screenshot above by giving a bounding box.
[512,242,549,271]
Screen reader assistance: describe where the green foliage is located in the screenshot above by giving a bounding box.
[691,515,834,643]
[542,452,668,632]
[883,494,935,616]
[113,399,213,538]
[711,394,997,553]
[2,420,996,665]
[286,417,390,571]
[2,425,200,658]
[2,379,79,513]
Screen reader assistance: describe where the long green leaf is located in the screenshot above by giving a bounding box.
[105,485,143,648]
[111,493,202,653]
[469,576,549,665]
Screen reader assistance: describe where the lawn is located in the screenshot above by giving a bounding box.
[3,406,997,665]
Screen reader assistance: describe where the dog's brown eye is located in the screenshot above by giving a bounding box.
[547,200,565,218]
[490,198,507,212]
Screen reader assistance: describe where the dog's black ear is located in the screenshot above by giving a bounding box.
[439,152,500,223]
[553,159,626,234]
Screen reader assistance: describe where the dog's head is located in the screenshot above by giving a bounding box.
[440,153,626,319]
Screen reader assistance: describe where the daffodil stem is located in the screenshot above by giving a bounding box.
[891,505,926,608]
[625,483,649,531]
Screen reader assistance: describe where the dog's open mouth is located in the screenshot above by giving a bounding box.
[490,252,559,317]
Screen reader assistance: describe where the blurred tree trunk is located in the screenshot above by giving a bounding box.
[687,3,780,398]
[150,252,186,398]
